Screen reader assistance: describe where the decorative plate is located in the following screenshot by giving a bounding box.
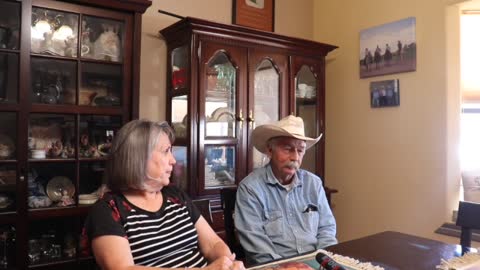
[210,107,234,122]
[46,176,75,202]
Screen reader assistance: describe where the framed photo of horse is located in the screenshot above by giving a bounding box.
[360,17,416,78]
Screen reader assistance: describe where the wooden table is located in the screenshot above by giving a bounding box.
[326,231,464,270]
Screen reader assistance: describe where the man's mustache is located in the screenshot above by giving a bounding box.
[285,161,300,170]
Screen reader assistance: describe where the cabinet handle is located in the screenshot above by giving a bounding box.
[248,110,255,129]
[237,109,245,122]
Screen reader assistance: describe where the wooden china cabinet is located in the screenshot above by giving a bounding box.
[160,17,337,237]
[0,0,151,269]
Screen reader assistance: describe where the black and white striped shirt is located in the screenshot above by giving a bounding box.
[83,187,208,267]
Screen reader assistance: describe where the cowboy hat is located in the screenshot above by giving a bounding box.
[252,115,322,154]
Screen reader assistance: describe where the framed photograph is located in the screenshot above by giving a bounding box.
[233,0,275,32]
[370,79,400,108]
[360,17,416,78]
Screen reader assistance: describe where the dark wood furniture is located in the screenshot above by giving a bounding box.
[220,188,244,260]
[456,201,480,249]
[160,17,337,236]
[192,198,213,225]
[0,0,151,269]
[326,231,464,270]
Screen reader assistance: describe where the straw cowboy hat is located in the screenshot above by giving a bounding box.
[252,115,322,154]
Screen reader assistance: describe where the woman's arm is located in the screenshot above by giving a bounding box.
[195,216,232,261]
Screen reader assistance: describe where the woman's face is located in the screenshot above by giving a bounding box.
[145,133,176,190]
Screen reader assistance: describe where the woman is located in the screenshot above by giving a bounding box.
[83,120,244,270]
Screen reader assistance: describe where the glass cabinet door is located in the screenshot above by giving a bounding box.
[252,59,280,168]
[295,65,318,173]
[199,42,247,193]
[0,112,16,213]
[171,46,188,90]
[205,52,236,138]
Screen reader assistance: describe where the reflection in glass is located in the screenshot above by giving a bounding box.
[171,46,188,90]
[0,164,16,213]
[172,146,187,192]
[27,163,75,209]
[0,53,19,103]
[171,96,188,139]
[205,52,236,137]
[205,145,235,188]
[0,225,16,268]
[80,63,122,106]
[79,115,121,158]
[31,7,79,57]
[0,1,20,50]
[81,16,124,62]
[0,112,16,160]
[253,59,280,168]
[28,114,75,159]
[296,65,317,100]
[31,58,76,105]
[295,65,317,173]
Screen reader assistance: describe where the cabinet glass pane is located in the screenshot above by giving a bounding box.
[0,0,20,50]
[171,46,188,90]
[171,95,187,139]
[253,59,279,169]
[295,65,317,173]
[29,114,75,159]
[80,62,122,106]
[0,112,16,160]
[0,164,16,213]
[31,7,79,57]
[0,52,19,104]
[79,161,104,205]
[28,218,79,265]
[28,163,75,209]
[172,146,187,192]
[79,115,121,158]
[81,16,123,62]
[204,145,235,188]
[0,225,16,268]
[205,52,236,137]
[31,58,77,105]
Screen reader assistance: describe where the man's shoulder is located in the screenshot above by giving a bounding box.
[298,169,323,185]
[239,166,268,187]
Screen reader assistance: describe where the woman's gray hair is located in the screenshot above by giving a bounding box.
[105,119,175,193]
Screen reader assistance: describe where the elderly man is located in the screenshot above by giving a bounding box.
[235,115,337,264]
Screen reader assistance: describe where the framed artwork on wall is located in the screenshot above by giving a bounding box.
[233,0,275,32]
[360,17,416,78]
[370,79,400,108]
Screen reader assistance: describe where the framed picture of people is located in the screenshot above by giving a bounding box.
[360,17,416,78]
[370,79,400,108]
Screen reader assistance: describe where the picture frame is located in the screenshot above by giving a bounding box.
[370,79,400,108]
[232,0,275,32]
[360,17,416,78]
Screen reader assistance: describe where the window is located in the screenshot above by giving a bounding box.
[460,12,480,171]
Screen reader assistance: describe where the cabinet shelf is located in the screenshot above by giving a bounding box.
[0,212,17,224]
[28,206,90,220]
[30,104,123,115]
[28,158,76,163]
[28,258,77,269]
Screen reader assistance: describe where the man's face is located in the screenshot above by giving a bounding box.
[266,137,306,183]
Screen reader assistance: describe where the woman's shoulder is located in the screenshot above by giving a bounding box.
[162,185,190,204]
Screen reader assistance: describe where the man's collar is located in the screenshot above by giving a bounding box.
[265,164,302,187]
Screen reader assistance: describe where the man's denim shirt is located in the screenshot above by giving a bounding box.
[234,165,337,264]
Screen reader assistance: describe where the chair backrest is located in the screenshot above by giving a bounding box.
[456,201,480,248]
[192,198,213,225]
[220,188,244,259]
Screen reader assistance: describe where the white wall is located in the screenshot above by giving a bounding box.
[313,0,462,243]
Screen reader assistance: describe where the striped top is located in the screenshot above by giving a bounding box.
[82,186,208,267]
